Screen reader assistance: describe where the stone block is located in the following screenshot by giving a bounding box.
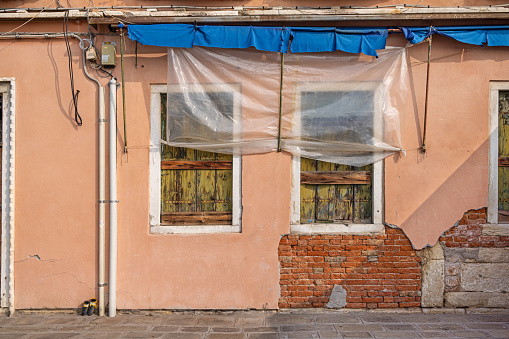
[445,263,460,276]
[326,285,347,309]
[460,263,509,292]
[445,276,459,287]
[421,257,444,308]
[487,293,509,308]
[482,224,509,236]
[419,242,444,261]
[444,292,488,307]
[478,248,509,263]
[444,248,479,263]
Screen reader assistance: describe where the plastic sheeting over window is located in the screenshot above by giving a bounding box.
[401,26,509,46]
[166,47,407,167]
[128,24,388,57]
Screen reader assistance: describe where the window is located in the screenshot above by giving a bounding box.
[488,82,509,226]
[149,84,241,234]
[290,82,384,234]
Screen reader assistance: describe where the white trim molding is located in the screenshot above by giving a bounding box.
[0,78,15,314]
[149,84,242,234]
[289,81,384,235]
[487,82,509,231]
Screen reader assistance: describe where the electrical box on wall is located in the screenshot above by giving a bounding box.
[101,41,117,67]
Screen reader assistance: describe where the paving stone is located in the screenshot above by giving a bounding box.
[482,329,509,338]
[42,317,84,325]
[315,314,361,324]
[0,326,48,332]
[163,315,198,326]
[359,315,403,323]
[12,317,50,325]
[266,315,315,325]
[416,324,465,331]
[80,332,125,339]
[197,316,236,327]
[383,324,418,331]
[246,334,278,339]
[124,331,166,338]
[317,330,341,338]
[335,324,384,332]
[400,315,442,323]
[163,333,204,339]
[472,314,509,322]
[151,325,180,332]
[243,327,279,333]
[57,325,94,332]
[0,334,29,339]
[281,332,318,338]
[372,332,419,338]
[180,326,210,332]
[446,330,489,337]
[122,315,165,325]
[206,334,246,339]
[89,316,125,325]
[235,317,265,327]
[25,333,81,339]
[91,325,150,332]
[281,324,334,332]
[211,327,241,332]
[340,332,373,338]
[465,323,507,329]
[418,331,451,338]
[436,314,480,323]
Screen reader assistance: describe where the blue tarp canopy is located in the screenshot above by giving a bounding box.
[126,24,509,56]
[401,26,509,46]
[127,24,388,57]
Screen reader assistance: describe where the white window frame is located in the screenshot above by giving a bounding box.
[290,81,384,235]
[488,82,509,230]
[149,84,242,234]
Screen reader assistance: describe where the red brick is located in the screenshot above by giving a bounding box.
[362,297,383,303]
[378,303,398,308]
[346,303,367,308]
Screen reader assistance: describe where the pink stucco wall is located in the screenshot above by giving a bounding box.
[0,15,506,309]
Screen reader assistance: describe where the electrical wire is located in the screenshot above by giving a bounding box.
[64,10,82,126]
[0,0,55,36]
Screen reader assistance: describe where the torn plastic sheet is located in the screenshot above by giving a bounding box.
[166,47,408,167]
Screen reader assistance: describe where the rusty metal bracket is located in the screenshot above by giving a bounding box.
[422,33,433,153]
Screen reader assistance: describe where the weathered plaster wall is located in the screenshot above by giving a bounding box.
[1,19,509,309]
[1,22,291,309]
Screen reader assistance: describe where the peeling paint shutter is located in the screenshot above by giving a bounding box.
[499,91,509,222]
[160,94,233,225]
[300,158,373,224]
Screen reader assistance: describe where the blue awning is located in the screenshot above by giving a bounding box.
[127,24,387,57]
[401,26,509,46]
[127,24,509,56]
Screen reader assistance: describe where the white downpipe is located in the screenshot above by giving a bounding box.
[108,78,118,317]
[81,49,106,317]
[98,87,106,317]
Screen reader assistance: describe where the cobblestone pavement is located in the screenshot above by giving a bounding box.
[0,310,508,339]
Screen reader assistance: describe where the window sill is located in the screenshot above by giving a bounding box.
[290,223,385,235]
[481,223,509,236]
[150,225,241,235]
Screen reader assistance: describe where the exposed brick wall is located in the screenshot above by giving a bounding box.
[439,208,509,248]
[278,226,421,309]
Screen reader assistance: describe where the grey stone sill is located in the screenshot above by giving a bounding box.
[290,223,385,235]
[150,225,241,234]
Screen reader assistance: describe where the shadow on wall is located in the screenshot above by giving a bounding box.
[394,138,489,250]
